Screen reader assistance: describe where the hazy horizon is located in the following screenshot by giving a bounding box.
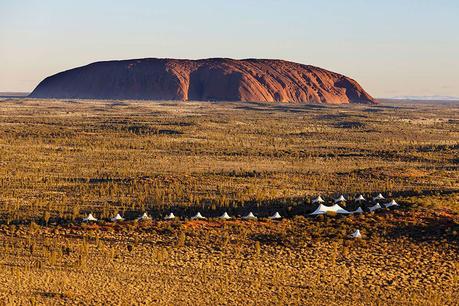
[1,0,458,98]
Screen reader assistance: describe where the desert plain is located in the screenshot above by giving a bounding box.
[0,98,457,305]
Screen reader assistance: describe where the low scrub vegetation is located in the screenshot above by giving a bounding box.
[0,98,457,304]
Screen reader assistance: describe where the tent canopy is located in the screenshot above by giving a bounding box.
[351,229,362,238]
[164,212,176,220]
[191,212,206,220]
[219,212,231,219]
[83,213,97,222]
[111,213,124,221]
[138,212,151,220]
[310,204,351,215]
[368,203,382,212]
[243,212,257,220]
[312,196,325,204]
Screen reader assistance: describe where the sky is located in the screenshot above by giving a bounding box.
[1,0,458,98]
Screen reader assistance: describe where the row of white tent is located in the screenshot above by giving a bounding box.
[82,199,398,222]
[312,193,386,204]
[82,212,364,238]
[83,211,281,222]
[310,200,398,215]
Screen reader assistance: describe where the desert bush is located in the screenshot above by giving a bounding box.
[176,230,186,248]
[0,99,456,222]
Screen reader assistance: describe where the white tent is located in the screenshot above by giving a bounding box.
[110,213,124,222]
[191,212,206,220]
[355,195,366,201]
[137,212,151,221]
[164,212,176,220]
[269,212,282,219]
[385,200,399,208]
[219,212,231,220]
[373,193,385,201]
[351,229,362,238]
[242,212,257,220]
[83,213,97,222]
[312,196,325,204]
[368,203,382,212]
[334,195,346,203]
[351,207,364,214]
[309,204,351,215]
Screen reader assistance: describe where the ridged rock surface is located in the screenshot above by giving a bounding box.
[30,58,375,104]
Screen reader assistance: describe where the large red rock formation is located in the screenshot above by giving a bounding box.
[30,58,375,104]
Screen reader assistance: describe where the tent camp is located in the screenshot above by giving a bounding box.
[138,212,151,221]
[355,195,366,202]
[110,213,124,222]
[269,212,282,219]
[242,212,257,220]
[219,212,231,220]
[334,195,346,203]
[385,200,399,208]
[309,204,351,215]
[312,196,325,204]
[373,193,385,201]
[83,213,97,222]
[191,212,206,220]
[351,207,364,214]
[164,212,176,220]
[368,203,382,212]
[351,229,362,238]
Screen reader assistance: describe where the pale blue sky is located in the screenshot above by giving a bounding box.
[1,0,458,97]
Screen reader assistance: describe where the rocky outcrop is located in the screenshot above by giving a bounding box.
[30,58,375,104]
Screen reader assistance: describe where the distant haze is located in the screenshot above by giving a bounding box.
[390,96,459,101]
[1,0,458,98]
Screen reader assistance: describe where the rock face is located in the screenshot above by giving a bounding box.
[30,58,375,104]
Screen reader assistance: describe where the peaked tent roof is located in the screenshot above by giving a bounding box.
[243,212,257,220]
[368,203,382,212]
[355,195,366,201]
[312,196,325,204]
[334,195,347,202]
[191,212,206,220]
[83,213,98,222]
[386,200,399,208]
[269,212,282,219]
[219,212,231,220]
[138,212,151,220]
[373,193,385,201]
[310,204,351,215]
[351,229,362,238]
[164,212,176,220]
[111,213,124,221]
[351,207,364,214]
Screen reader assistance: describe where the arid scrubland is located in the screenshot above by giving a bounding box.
[0,98,457,305]
[0,99,457,221]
